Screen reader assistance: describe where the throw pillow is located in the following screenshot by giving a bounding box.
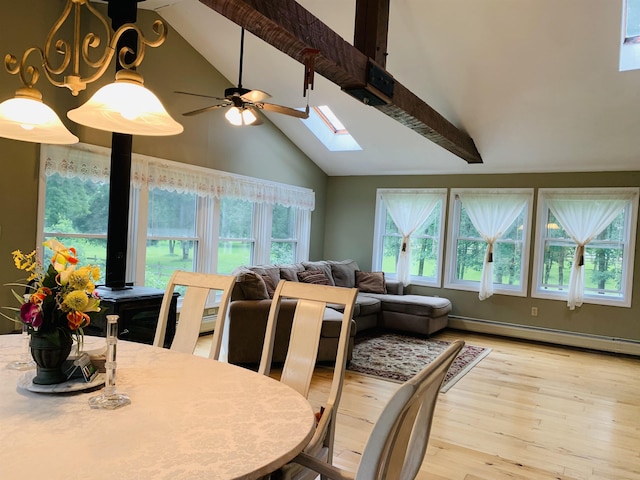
[329,260,359,288]
[356,271,387,294]
[279,263,306,281]
[302,261,335,286]
[236,270,269,300]
[297,269,331,285]
[261,274,277,298]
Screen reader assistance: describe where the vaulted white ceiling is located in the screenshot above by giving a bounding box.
[143,0,640,176]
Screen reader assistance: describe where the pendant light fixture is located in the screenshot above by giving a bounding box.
[0,87,78,144]
[0,0,182,144]
[67,70,183,136]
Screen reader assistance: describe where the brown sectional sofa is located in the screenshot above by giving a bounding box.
[226,260,452,366]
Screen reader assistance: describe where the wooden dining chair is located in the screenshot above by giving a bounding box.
[153,270,236,359]
[259,279,358,480]
[290,339,465,480]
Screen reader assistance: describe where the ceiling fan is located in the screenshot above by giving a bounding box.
[177,28,309,126]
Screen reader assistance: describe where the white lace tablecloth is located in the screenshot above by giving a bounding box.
[0,334,315,480]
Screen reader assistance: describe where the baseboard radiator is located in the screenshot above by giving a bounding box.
[448,315,640,356]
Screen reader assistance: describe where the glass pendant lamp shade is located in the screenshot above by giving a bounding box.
[0,87,78,144]
[67,70,183,136]
[225,106,257,126]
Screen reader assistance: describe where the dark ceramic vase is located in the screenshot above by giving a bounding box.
[30,333,73,385]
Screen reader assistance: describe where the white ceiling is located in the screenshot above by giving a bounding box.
[143,0,640,177]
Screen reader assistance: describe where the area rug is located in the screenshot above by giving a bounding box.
[347,332,491,392]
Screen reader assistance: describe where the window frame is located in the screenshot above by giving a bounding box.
[531,187,639,308]
[444,188,534,297]
[372,188,447,287]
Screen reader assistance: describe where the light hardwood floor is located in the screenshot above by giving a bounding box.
[196,330,640,480]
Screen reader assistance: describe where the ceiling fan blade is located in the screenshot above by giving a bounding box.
[175,90,227,101]
[241,89,271,103]
[182,104,230,117]
[257,103,309,119]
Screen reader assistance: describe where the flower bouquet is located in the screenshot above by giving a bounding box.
[3,240,101,384]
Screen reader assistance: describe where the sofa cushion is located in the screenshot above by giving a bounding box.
[356,294,382,317]
[367,294,452,318]
[329,259,359,288]
[320,307,357,338]
[302,261,336,286]
[297,269,331,285]
[235,269,269,300]
[356,271,387,294]
[279,263,305,281]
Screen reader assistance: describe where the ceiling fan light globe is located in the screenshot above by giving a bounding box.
[225,106,256,126]
[225,106,243,125]
[241,108,257,125]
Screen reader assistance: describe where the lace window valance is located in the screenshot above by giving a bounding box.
[42,143,315,211]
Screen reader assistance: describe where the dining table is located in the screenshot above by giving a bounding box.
[0,334,315,480]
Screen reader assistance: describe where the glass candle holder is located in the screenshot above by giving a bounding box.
[7,323,35,371]
[88,315,131,409]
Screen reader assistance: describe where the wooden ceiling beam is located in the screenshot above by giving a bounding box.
[198,0,482,164]
[354,0,390,68]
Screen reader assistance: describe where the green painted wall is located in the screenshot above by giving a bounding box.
[324,172,640,342]
[0,3,327,332]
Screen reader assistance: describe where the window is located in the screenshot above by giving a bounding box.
[144,188,199,290]
[42,173,109,283]
[270,204,297,264]
[372,189,446,286]
[532,188,638,308]
[38,143,315,290]
[218,198,254,274]
[445,189,533,298]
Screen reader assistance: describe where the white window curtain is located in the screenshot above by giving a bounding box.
[380,192,441,286]
[544,190,635,310]
[43,143,315,211]
[458,192,529,300]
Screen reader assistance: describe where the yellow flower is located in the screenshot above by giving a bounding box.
[62,290,89,312]
[67,267,94,291]
[11,250,39,282]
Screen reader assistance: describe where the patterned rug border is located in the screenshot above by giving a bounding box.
[347,332,491,392]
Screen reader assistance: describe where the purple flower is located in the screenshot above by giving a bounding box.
[20,302,43,329]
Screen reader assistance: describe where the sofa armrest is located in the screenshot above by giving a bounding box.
[385,280,403,295]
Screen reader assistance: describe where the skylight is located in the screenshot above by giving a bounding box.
[620,0,640,71]
[626,0,640,37]
[301,105,361,152]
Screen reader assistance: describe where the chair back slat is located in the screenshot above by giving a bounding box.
[280,298,326,396]
[153,271,236,359]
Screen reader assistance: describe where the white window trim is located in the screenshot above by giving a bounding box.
[372,188,447,287]
[531,187,639,308]
[444,188,534,297]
